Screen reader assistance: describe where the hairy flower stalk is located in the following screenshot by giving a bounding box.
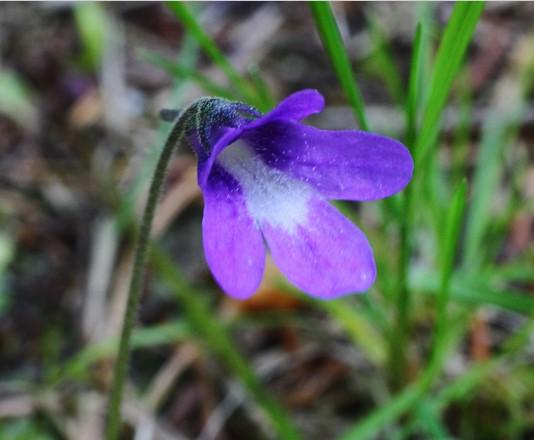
[107,90,413,438]
[106,96,259,440]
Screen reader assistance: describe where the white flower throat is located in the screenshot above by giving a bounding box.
[217,140,312,233]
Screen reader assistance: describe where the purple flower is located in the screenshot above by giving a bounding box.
[188,90,413,300]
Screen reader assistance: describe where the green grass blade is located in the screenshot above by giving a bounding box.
[414,1,484,168]
[114,34,200,235]
[340,383,423,440]
[411,272,534,314]
[143,51,236,99]
[463,113,511,269]
[393,2,483,386]
[247,64,276,110]
[389,20,427,387]
[489,263,534,283]
[437,180,467,310]
[463,34,534,271]
[464,91,528,269]
[317,299,387,365]
[415,2,435,101]
[463,39,534,268]
[339,183,467,440]
[73,2,109,70]
[451,71,473,184]
[405,22,424,147]
[428,317,534,412]
[0,71,36,129]
[309,1,369,130]
[151,247,302,440]
[166,1,259,105]
[403,182,468,427]
[57,321,190,381]
[337,314,467,440]
[279,278,388,365]
[389,20,425,385]
[426,179,467,380]
[407,402,451,440]
[367,16,405,107]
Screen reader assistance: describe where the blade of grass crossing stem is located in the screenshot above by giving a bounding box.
[151,247,302,440]
[166,2,261,107]
[61,321,190,381]
[414,2,484,169]
[310,1,369,130]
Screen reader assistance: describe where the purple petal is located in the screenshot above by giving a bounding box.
[201,165,266,299]
[242,120,414,201]
[259,89,325,122]
[197,90,326,188]
[197,126,241,187]
[260,195,376,298]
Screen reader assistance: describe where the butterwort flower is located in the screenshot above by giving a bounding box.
[182,89,413,300]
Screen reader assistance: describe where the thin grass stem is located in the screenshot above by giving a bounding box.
[310,1,369,130]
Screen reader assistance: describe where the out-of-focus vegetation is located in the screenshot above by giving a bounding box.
[0,2,533,439]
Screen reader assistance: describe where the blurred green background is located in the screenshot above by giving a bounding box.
[0,2,533,439]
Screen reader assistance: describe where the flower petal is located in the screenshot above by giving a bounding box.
[261,195,376,299]
[201,165,266,299]
[217,140,314,235]
[243,120,414,201]
[197,126,241,187]
[260,89,325,122]
[196,90,326,188]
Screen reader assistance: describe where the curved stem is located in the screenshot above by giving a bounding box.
[106,111,189,440]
